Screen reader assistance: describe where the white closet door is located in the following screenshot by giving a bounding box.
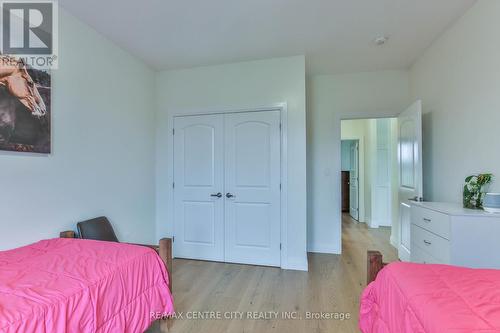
[224,111,281,267]
[173,114,224,262]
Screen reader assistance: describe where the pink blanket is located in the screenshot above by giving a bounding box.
[0,238,174,333]
[360,262,500,333]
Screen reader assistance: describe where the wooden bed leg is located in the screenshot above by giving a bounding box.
[159,238,173,294]
[367,251,385,285]
[60,230,76,239]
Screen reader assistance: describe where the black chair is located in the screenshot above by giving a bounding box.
[77,216,119,242]
[75,216,159,251]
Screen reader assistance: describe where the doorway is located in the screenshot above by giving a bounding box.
[340,118,398,247]
[337,101,423,262]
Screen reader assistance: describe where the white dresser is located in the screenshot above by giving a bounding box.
[410,202,500,269]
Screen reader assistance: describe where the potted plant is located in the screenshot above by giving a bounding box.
[463,173,493,209]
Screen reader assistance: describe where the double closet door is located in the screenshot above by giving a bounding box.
[173,111,281,267]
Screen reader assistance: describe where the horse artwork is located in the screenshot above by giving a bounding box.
[0,55,51,153]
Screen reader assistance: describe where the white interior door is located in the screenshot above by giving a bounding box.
[397,100,423,261]
[349,141,360,221]
[224,111,281,267]
[173,114,224,261]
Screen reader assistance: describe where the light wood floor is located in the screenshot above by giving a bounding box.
[148,214,397,333]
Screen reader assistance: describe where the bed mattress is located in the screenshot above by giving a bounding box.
[0,238,174,332]
[360,262,500,332]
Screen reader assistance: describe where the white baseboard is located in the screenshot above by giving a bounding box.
[283,256,309,271]
[377,219,392,228]
[368,220,379,229]
[307,243,341,255]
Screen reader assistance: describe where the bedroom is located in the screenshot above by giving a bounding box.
[1,0,500,332]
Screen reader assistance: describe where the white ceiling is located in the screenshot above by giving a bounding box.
[59,0,476,74]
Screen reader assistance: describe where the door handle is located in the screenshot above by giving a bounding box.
[423,240,432,246]
[226,193,235,199]
[210,193,222,198]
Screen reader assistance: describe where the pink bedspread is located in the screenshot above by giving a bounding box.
[0,238,174,333]
[360,262,500,333]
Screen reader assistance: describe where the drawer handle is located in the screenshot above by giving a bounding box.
[423,240,432,246]
[423,218,432,223]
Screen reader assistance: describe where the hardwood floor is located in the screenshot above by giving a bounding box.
[148,214,397,333]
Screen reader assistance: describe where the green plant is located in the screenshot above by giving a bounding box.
[463,173,493,209]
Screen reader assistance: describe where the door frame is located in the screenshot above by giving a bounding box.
[341,136,364,223]
[337,115,398,255]
[168,104,289,269]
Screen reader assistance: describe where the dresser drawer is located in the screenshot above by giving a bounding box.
[411,244,445,264]
[411,206,451,239]
[411,224,450,263]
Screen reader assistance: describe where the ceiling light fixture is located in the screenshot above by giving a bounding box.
[373,36,389,46]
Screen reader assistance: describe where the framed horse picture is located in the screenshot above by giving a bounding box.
[0,55,51,154]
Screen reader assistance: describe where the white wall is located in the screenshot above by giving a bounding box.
[307,71,410,254]
[410,0,500,202]
[155,56,308,270]
[0,9,157,250]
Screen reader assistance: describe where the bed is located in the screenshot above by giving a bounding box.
[0,235,174,333]
[360,251,500,332]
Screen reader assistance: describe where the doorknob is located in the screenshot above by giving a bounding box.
[210,193,222,198]
[226,193,235,199]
